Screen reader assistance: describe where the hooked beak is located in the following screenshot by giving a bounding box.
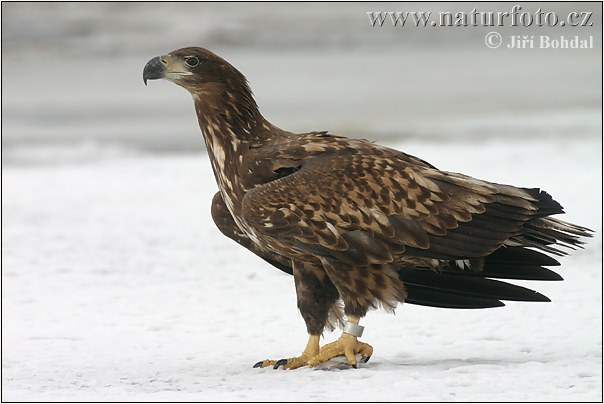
[143,54,193,86]
[143,56,166,85]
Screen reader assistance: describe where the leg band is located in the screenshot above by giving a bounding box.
[343,321,364,337]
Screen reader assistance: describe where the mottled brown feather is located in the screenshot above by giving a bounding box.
[145,47,592,331]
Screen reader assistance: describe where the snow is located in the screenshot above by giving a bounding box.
[2,3,602,400]
[2,139,601,402]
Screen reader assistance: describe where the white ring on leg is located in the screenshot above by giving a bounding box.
[343,322,364,338]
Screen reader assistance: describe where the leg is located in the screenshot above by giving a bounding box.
[254,260,340,370]
[305,259,406,368]
[307,315,373,368]
[254,334,320,370]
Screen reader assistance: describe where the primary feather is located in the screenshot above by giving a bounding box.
[144,47,593,334]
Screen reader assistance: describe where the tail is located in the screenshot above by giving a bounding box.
[505,190,593,256]
[399,190,593,309]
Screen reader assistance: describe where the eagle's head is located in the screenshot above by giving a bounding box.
[144,47,261,144]
[143,47,247,93]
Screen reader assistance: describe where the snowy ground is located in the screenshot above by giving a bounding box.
[2,3,602,401]
[2,139,601,402]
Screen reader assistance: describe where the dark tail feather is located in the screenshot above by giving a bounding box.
[529,189,564,218]
[403,283,505,309]
[511,216,593,256]
[468,247,563,281]
[399,246,562,309]
[398,188,592,309]
[509,190,593,255]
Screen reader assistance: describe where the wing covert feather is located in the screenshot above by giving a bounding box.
[242,142,539,266]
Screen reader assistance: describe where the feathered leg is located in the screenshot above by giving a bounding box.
[254,260,340,369]
[304,259,406,368]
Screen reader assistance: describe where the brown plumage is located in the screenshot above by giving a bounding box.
[143,47,592,368]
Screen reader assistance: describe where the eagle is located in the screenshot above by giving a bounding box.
[143,47,592,370]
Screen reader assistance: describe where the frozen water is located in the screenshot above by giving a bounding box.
[2,3,602,401]
[2,140,601,401]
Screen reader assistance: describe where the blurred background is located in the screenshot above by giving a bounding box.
[2,2,602,161]
[2,3,602,401]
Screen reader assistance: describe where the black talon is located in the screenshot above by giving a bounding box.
[273,359,288,369]
[253,361,264,368]
[363,355,371,363]
[351,363,358,369]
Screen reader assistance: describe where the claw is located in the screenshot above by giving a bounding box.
[273,359,288,369]
[307,333,373,368]
[253,335,320,370]
[363,355,371,363]
[253,359,276,368]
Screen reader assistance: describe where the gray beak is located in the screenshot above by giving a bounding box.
[143,56,166,85]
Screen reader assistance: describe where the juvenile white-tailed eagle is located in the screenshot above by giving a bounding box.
[143,47,592,370]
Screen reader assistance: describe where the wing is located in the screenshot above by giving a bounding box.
[242,139,545,267]
[211,192,293,275]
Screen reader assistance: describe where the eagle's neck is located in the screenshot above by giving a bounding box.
[193,81,267,142]
[192,83,276,215]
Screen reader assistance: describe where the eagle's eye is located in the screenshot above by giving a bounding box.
[184,57,200,67]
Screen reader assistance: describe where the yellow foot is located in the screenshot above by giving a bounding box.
[253,335,320,370]
[253,359,277,368]
[253,354,312,370]
[307,333,373,368]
